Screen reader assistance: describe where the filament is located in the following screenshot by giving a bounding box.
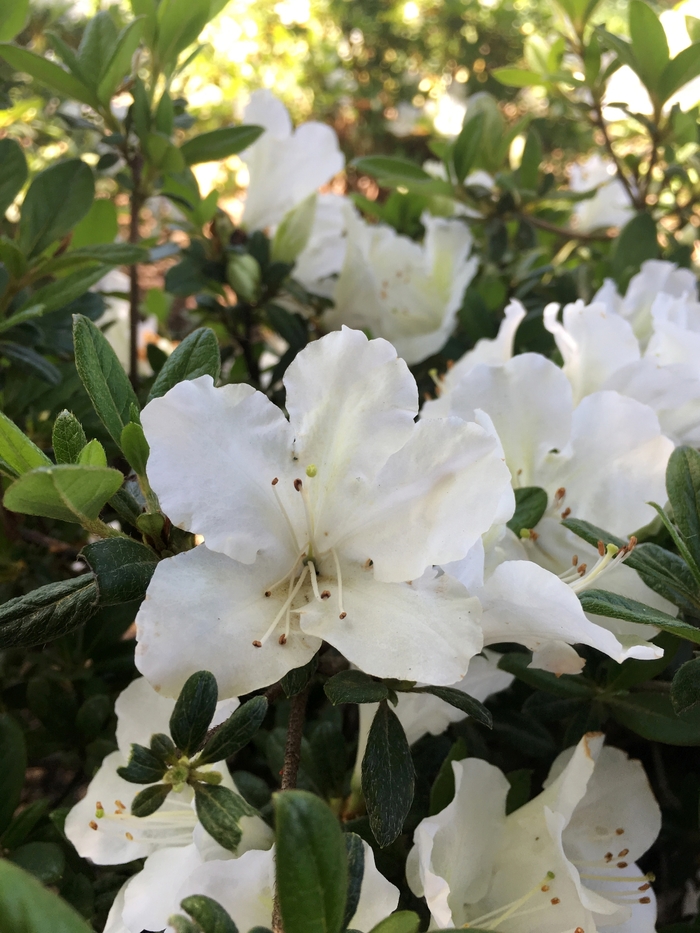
[331,548,346,618]
[254,564,309,647]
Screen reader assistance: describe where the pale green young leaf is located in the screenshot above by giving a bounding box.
[3,464,124,524]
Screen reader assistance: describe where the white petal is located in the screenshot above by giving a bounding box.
[348,841,400,931]
[141,376,297,564]
[122,844,210,933]
[299,563,482,685]
[449,354,573,487]
[136,545,321,698]
[103,879,133,933]
[242,89,292,138]
[342,417,513,582]
[64,752,196,864]
[589,864,657,933]
[406,758,510,927]
[114,676,177,753]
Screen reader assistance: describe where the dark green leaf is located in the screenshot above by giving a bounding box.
[10,841,65,884]
[666,446,700,569]
[362,701,414,847]
[18,160,95,258]
[193,784,256,852]
[50,243,149,270]
[169,917,199,933]
[148,327,221,401]
[343,833,365,932]
[97,18,144,103]
[429,737,467,815]
[1,799,49,850]
[0,575,99,649]
[19,264,110,318]
[611,213,659,285]
[131,782,172,816]
[0,859,93,932]
[155,0,211,68]
[0,411,51,475]
[414,686,492,728]
[629,0,669,96]
[180,895,239,933]
[0,715,27,835]
[0,138,27,217]
[281,655,318,698]
[180,125,264,165]
[506,486,548,535]
[671,657,700,715]
[607,692,700,745]
[198,696,268,765]
[497,652,596,697]
[367,913,420,933]
[171,671,218,754]
[518,127,543,190]
[70,199,118,249]
[0,0,28,43]
[77,12,119,87]
[0,45,99,110]
[4,464,124,523]
[660,42,700,101]
[73,314,139,446]
[275,790,348,933]
[453,112,485,183]
[76,694,111,739]
[325,670,389,705]
[82,537,158,606]
[505,769,533,814]
[352,156,431,183]
[578,589,700,644]
[151,732,177,762]
[118,742,168,784]
[52,411,87,464]
[0,343,61,385]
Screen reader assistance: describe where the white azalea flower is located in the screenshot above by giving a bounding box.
[240,89,344,232]
[407,733,661,932]
[292,193,348,298]
[436,353,674,672]
[65,678,272,866]
[569,155,634,234]
[167,841,399,933]
[325,206,478,365]
[136,327,513,697]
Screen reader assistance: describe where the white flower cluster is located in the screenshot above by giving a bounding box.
[66,91,697,932]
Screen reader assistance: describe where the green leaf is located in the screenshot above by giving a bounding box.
[81,537,158,605]
[671,657,700,715]
[150,732,177,762]
[52,411,87,464]
[0,45,99,110]
[414,686,492,727]
[659,43,700,101]
[180,125,264,165]
[148,327,221,401]
[193,784,256,852]
[10,841,65,884]
[0,575,99,649]
[170,670,218,754]
[518,126,543,191]
[118,743,168,784]
[666,446,700,569]
[272,193,317,263]
[367,913,421,933]
[362,701,415,847]
[131,782,172,816]
[611,213,659,285]
[97,18,145,103]
[453,111,484,184]
[70,197,118,250]
[628,0,669,98]
[48,243,149,271]
[198,696,268,765]
[18,159,95,258]
[492,68,544,87]
[281,655,318,698]
[120,422,150,475]
[324,670,390,705]
[506,487,548,535]
[497,652,596,697]
[0,138,27,217]
[18,263,110,317]
[1,799,49,851]
[179,895,239,933]
[0,411,51,475]
[578,589,700,645]
[0,859,93,932]
[554,0,603,33]
[0,0,28,42]
[0,714,27,835]
[155,0,211,68]
[4,464,124,524]
[275,790,347,933]
[77,12,119,88]
[429,737,467,815]
[607,692,700,745]
[73,314,139,446]
[78,439,107,467]
[343,833,365,932]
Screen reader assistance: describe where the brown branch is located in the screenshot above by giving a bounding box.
[520,214,614,242]
[591,99,642,211]
[127,153,144,390]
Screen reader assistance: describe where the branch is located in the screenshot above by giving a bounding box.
[520,214,614,242]
[591,98,643,211]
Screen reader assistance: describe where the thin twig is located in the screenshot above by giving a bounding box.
[127,153,144,390]
[522,214,615,242]
[591,98,642,210]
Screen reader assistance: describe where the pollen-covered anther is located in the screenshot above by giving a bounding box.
[640,896,651,903]
[529,529,539,541]
[321,590,330,599]
[577,563,587,576]
[618,848,629,857]
[617,861,628,868]
[339,611,347,619]
[616,828,625,835]
[572,554,578,566]
[639,883,651,891]
[561,507,571,519]
[294,478,303,491]
[89,820,98,830]
[551,897,560,905]
[597,539,605,556]
[605,852,613,861]
[252,640,262,648]
[271,477,279,486]
[554,487,566,504]
[125,832,133,840]
[115,799,126,810]
[265,591,272,597]
[541,884,550,892]
[278,634,287,645]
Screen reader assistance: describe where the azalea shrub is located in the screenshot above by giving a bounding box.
[1,0,700,932]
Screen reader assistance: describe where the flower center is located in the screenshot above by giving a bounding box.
[461,871,566,930]
[571,829,655,909]
[558,538,636,594]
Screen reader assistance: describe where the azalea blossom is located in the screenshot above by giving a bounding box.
[429,352,674,672]
[239,89,344,232]
[136,327,513,697]
[166,841,399,933]
[324,205,478,364]
[569,155,634,233]
[407,732,661,931]
[292,192,348,298]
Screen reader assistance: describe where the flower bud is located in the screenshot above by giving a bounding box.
[226,253,261,303]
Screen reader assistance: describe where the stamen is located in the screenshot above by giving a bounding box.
[271,478,300,551]
[331,548,346,619]
[308,560,323,602]
[463,872,555,929]
[561,507,571,519]
[265,552,305,598]
[89,821,98,830]
[295,478,317,558]
[253,565,309,647]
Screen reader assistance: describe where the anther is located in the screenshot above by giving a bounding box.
[561,507,571,519]
[597,539,605,556]
[125,832,133,840]
[294,478,303,491]
[541,885,550,892]
[89,821,98,830]
[321,590,330,599]
[95,805,104,818]
[572,554,578,566]
[555,487,566,502]
[278,634,287,645]
[617,862,628,868]
[640,897,651,904]
[271,477,279,486]
[618,848,629,857]
[616,828,625,835]
[577,563,587,575]
[339,611,347,619]
[116,800,126,809]
[605,852,613,861]
[639,883,651,891]
[551,897,560,905]
[575,928,584,933]
[252,640,262,648]
[363,558,373,569]
[265,591,272,597]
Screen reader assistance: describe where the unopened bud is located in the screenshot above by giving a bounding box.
[226,253,261,303]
